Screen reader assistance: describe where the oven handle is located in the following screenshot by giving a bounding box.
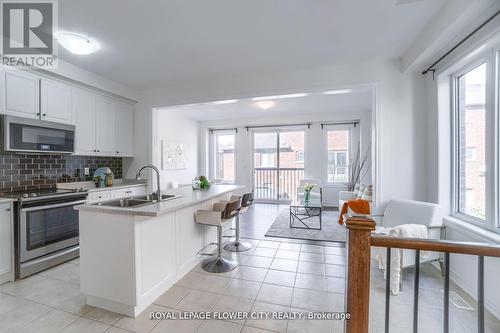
[21,199,87,212]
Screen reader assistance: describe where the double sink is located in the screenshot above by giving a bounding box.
[95,194,183,208]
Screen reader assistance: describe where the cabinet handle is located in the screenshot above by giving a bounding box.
[116,151,119,154]
[36,112,41,116]
[42,113,46,117]
[6,208,11,212]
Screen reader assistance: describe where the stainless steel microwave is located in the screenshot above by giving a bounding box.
[1,115,75,154]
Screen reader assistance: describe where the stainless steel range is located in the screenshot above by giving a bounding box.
[4,188,88,278]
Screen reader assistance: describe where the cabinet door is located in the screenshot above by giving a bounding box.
[72,88,96,155]
[40,78,73,124]
[2,70,39,119]
[95,96,116,156]
[115,101,134,156]
[0,203,13,282]
[88,190,111,203]
[110,188,134,199]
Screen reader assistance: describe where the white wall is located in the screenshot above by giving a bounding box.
[151,109,199,190]
[131,59,430,213]
[198,110,371,206]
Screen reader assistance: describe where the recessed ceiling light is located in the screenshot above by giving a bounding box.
[252,93,308,101]
[323,89,352,95]
[212,99,238,105]
[56,32,99,55]
[255,101,276,110]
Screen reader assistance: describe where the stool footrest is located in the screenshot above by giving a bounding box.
[197,242,218,256]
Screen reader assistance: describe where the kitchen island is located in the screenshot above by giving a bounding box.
[76,184,245,317]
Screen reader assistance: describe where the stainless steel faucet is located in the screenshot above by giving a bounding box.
[136,164,162,201]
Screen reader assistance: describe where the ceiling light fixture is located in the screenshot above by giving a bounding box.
[252,93,308,101]
[255,101,276,110]
[56,32,99,55]
[212,99,238,105]
[323,89,352,95]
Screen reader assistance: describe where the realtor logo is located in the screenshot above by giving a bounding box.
[1,0,57,68]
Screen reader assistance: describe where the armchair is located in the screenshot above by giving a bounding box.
[375,199,444,293]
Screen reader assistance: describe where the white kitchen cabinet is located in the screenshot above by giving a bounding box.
[1,70,39,119]
[40,78,73,124]
[115,101,134,156]
[110,188,135,199]
[95,96,116,156]
[0,202,14,285]
[88,190,111,204]
[89,185,147,203]
[72,88,96,155]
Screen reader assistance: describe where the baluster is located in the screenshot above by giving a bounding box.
[443,252,450,333]
[413,250,420,333]
[478,255,484,333]
[385,248,391,333]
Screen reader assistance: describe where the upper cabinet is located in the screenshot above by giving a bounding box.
[95,96,117,156]
[115,101,134,157]
[72,87,134,157]
[1,68,135,157]
[72,87,96,155]
[41,78,73,124]
[2,70,39,119]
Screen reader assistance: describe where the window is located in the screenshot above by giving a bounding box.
[213,132,235,183]
[327,130,350,183]
[454,62,487,222]
[295,151,304,163]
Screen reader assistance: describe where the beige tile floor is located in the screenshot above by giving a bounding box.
[1,237,499,333]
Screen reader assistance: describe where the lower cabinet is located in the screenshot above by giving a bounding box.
[88,185,147,203]
[0,202,14,284]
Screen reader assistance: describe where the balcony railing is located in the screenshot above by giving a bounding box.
[253,167,304,201]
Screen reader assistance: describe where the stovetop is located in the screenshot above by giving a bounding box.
[1,188,88,200]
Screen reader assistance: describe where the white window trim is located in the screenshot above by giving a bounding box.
[209,130,236,184]
[450,48,497,232]
[325,124,354,185]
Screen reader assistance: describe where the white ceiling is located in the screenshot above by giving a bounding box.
[58,0,448,89]
[161,88,372,121]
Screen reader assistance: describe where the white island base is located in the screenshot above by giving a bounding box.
[77,185,243,317]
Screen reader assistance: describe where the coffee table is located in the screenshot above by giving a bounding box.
[289,197,322,230]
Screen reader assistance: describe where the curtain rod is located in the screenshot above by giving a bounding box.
[422,9,500,78]
[208,128,238,134]
[245,123,312,131]
[320,120,359,129]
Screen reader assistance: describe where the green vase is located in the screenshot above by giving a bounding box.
[304,190,310,202]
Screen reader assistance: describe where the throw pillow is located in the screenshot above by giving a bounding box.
[361,185,372,202]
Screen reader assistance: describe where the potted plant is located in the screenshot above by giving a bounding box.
[303,183,315,202]
[199,175,210,190]
[93,176,102,188]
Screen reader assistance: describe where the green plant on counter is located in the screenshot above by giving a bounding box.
[199,175,210,189]
[93,176,101,187]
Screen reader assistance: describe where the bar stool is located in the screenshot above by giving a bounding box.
[224,192,254,252]
[195,198,242,273]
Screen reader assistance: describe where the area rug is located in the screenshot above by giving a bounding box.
[265,208,346,243]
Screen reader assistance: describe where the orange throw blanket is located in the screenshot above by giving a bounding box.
[338,199,371,225]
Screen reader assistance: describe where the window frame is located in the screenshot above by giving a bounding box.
[325,126,352,185]
[210,130,236,184]
[450,50,497,231]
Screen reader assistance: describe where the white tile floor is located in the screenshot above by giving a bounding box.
[1,237,499,332]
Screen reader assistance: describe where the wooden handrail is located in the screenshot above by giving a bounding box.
[371,236,500,257]
[345,216,376,333]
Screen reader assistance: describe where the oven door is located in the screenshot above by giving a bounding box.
[20,199,85,262]
[2,115,75,153]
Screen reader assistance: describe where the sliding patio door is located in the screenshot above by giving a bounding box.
[252,130,305,202]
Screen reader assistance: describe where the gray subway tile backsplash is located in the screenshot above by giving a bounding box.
[0,153,122,193]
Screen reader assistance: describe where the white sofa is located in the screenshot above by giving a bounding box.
[338,188,372,212]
